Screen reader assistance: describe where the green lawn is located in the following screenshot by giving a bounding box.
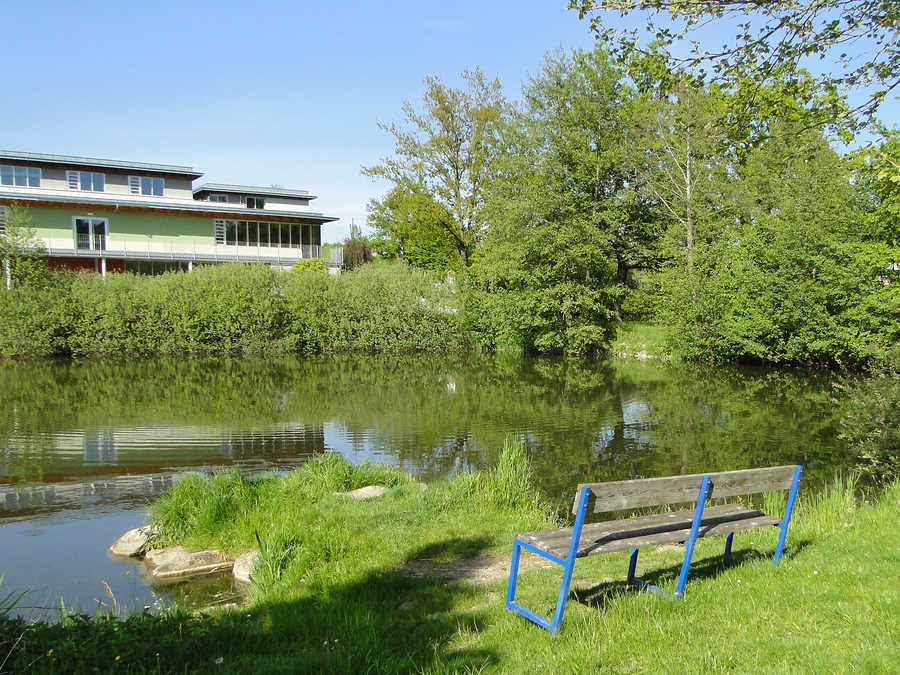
[613,322,671,359]
[2,445,897,673]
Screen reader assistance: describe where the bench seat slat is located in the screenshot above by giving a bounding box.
[574,465,798,514]
[519,504,780,559]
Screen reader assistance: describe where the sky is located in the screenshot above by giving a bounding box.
[3,1,897,243]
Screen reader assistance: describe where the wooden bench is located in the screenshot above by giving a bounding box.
[506,465,803,635]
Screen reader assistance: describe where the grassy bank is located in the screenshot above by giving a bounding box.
[612,321,670,360]
[1,445,897,673]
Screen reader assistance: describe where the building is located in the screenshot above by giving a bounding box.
[0,150,340,275]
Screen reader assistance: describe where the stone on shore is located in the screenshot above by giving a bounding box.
[109,526,155,558]
[340,485,388,499]
[146,546,234,583]
[233,550,260,584]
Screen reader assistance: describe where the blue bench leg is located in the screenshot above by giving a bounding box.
[675,475,711,598]
[506,540,522,608]
[549,552,577,636]
[724,532,734,563]
[627,548,639,584]
[774,466,803,563]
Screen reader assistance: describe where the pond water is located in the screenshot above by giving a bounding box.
[0,354,857,619]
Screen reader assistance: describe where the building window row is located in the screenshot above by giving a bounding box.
[67,170,105,192]
[0,206,6,234]
[129,176,164,196]
[214,219,320,248]
[1,165,41,188]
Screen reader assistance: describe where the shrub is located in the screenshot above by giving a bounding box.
[291,258,327,273]
[0,261,469,357]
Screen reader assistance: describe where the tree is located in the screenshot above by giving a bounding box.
[363,68,507,268]
[342,222,374,271]
[366,185,460,271]
[625,80,731,274]
[569,0,899,125]
[0,203,47,290]
[665,123,899,364]
[849,127,900,246]
[470,47,648,353]
[519,47,665,320]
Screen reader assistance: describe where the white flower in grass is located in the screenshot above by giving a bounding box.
[215,657,224,665]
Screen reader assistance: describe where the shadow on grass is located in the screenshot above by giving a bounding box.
[409,536,494,560]
[572,540,811,611]
[0,537,500,674]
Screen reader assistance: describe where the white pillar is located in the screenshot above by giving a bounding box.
[4,259,10,290]
[187,260,193,272]
[100,258,107,277]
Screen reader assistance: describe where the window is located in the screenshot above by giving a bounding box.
[129,176,164,196]
[245,196,265,209]
[67,171,104,192]
[208,194,229,203]
[74,217,107,250]
[125,260,189,275]
[217,219,313,249]
[0,206,6,234]
[0,165,40,187]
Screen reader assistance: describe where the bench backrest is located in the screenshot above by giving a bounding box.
[572,465,800,515]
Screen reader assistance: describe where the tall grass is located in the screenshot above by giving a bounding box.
[149,440,555,598]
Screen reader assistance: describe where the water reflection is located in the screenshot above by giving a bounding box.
[1,423,326,518]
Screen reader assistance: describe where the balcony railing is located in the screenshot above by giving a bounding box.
[45,238,332,266]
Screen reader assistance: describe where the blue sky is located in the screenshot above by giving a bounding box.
[3,1,896,242]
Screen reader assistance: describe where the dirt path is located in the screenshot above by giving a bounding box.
[397,553,555,585]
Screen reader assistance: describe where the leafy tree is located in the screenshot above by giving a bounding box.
[363,68,507,268]
[850,128,900,246]
[569,0,899,125]
[471,48,646,354]
[625,80,731,274]
[521,47,665,320]
[0,203,48,289]
[366,185,459,271]
[666,123,899,364]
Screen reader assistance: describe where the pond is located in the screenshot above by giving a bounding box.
[0,354,857,619]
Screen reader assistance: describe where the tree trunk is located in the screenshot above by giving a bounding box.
[684,137,695,272]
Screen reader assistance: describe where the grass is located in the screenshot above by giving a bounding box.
[613,321,671,360]
[1,444,897,673]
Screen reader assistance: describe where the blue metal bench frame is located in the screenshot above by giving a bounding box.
[506,466,803,636]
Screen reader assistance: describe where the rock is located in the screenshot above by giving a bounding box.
[146,546,234,583]
[109,526,155,558]
[340,485,388,500]
[145,546,191,568]
[233,550,260,584]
